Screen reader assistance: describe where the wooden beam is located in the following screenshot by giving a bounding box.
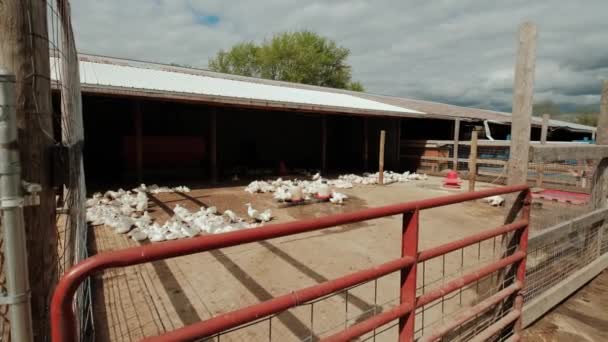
[535,114,549,187]
[0,1,56,340]
[379,130,386,185]
[507,22,537,189]
[595,80,608,145]
[134,101,143,183]
[530,145,608,163]
[528,207,608,250]
[321,116,327,174]
[363,117,369,170]
[209,108,218,183]
[468,130,478,192]
[395,118,401,171]
[453,119,461,171]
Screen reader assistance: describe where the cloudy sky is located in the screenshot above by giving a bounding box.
[71,0,608,112]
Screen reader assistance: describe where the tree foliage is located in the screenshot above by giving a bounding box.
[208,31,364,91]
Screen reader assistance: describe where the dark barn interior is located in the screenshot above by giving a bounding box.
[51,92,594,190]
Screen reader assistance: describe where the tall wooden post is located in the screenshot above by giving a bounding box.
[535,114,550,187]
[363,117,369,171]
[592,80,608,209]
[209,107,218,183]
[134,101,143,183]
[0,0,57,340]
[379,130,386,185]
[507,22,537,190]
[468,130,478,192]
[453,119,461,171]
[321,116,327,174]
[395,118,401,171]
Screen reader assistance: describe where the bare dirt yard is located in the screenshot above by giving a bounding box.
[87,176,574,341]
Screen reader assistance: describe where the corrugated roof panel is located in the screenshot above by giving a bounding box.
[49,57,423,115]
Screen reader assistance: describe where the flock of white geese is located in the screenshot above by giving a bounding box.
[86,171,429,243]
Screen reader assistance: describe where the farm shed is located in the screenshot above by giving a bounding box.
[49,53,595,187]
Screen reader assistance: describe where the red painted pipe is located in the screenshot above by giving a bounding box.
[469,309,521,342]
[419,282,522,342]
[418,219,528,262]
[142,256,416,342]
[51,185,528,342]
[322,252,526,342]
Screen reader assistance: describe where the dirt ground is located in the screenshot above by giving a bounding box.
[87,176,567,341]
[524,270,608,342]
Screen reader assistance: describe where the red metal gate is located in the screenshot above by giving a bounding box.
[51,185,530,341]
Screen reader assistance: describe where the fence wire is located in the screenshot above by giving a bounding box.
[0,0,91,341]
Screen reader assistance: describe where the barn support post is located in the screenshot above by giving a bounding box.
[468,130,478,192]
[209,107,218,183]
[134,101,143,183]
[535,114,549,188]
[453,119,460,171]
[0,1,56,339]
[507,22,537,192]
[363,117,369,171]
[395,118,401,171]
[379,130,386,185]
[321,116,327,174]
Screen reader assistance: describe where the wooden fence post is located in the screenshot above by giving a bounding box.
[453,119,461,171]
[468,130,478,192]
[535,114,549,188]
[507,22,537,191]
[379,130,386,185]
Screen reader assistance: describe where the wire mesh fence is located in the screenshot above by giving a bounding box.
[0,1,90,341]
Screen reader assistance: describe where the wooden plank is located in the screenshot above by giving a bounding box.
[530,145,608,163]
[209,108,217,183]
[595,80,608,145]
[321,116,327,174]
[523,253,608,327]
[363,118,369,170]
[134,101,143,183]
[379,130,385,185]
[400,155,506,166]
[535,114,549,187]
[395,118,401,170]
[527,207,608,250]
[453,119,461,171]
[507,22,537,189]
[0,1,57,339]
[591,81,608,210]
[469,130,478,191]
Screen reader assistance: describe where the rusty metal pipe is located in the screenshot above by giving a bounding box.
[51,185,529,342]
[419,282,522,342]
[142,256,415,342]
[468,309,521,342]
[418,220,528,262]
[321,252,525,342]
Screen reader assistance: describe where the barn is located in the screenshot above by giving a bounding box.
[49,53,594,188]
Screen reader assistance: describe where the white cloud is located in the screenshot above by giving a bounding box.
[70,0,608,111]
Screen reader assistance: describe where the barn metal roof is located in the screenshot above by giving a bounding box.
[49,56,424,118]
[49,53,595,133]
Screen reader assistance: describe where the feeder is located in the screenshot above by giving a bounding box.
[442,170,462,190]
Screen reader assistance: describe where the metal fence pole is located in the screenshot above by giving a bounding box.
[0,68,34,342]
[399,209,419,341]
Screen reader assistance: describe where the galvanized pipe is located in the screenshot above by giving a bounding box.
[0,68,34,342]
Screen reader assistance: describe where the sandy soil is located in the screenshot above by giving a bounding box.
[87,176,539,341]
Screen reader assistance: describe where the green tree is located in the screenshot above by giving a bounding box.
[208,31,364,91]
[532,100,561,117]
